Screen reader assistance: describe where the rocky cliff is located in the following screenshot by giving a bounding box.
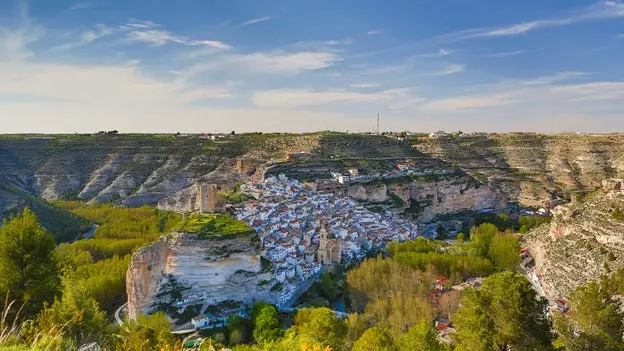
[525,179,624,299]
[416,134,624,206]
[3,133,624,226]
[126,233,273,320]
[0,134,420,219]
[347,174,504,222]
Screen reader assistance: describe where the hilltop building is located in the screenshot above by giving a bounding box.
[317,222,341,265]
[197,184,219,213]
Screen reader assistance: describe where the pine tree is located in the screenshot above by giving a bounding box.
[0,208,60,319]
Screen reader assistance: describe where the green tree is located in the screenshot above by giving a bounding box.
[397,318,445,351]
[352,327,396,351]
[320,272,338,300]
[251,302,281,344]
[119,313,178,351]
[553,280,624,351]
[228,315,252,345]
[291,307,347,350]
[35,281,106,344]
[345,313,369,349]
[453,271,552,351]
[0,208,60,318]
[469,223,498,258]
[489,234,520,271]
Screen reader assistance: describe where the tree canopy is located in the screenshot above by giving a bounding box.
[452,271,553,351]
[0,208,60,318]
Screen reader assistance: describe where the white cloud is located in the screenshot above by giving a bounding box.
[434,64,465,75]
[434,0,624,42]
[485,50,526,58]
[252,88,422,109]
[618,33,624,38]
[419,94,515,112]
[121,19,231,48]
[551,82,624,100]
[239,16,272,26]
[350,83,380,88]
[520,71,588,85]
[186,51,341,76]
[53,25,114,50]
[366,29,383,36]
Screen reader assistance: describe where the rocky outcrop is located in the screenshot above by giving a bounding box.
[346,175,504,223]
[126,238,170,320]
[126,233,273,320]
[417,134,624,206]
[347,184,389,202]
[525,183,624,299]
[2,134,624,219]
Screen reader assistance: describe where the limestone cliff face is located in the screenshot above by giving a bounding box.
[347,184,389,202]
[347,176,504,222]
[126,233,272,320]
[525,183,624,299]
[417,134,624,206]
[126,238,170,320]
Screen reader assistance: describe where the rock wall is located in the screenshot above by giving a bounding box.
[126,233,273,320]
[126,238,170,320]
[525,185,624,299]
[347,176,504,222]
[417,134,624,206]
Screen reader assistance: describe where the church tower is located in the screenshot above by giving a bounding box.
[317,221,329,265]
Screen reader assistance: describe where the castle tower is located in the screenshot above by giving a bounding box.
[207,184,218,211]
[197,183,219,213]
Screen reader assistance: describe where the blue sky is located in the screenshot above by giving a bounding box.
[1,0,623,133]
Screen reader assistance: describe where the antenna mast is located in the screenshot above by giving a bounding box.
[376,113,380,135]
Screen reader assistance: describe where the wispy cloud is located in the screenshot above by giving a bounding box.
[67,3,92,11]
[252,88,419,108]
[551,82,624,100]
[184,51,341,78]
[485,50,526,58]
[618,33,624,38]
[366,29,383,36]
[53,25,114,50]
[433,0,624,42]
[434,64,465,75]
[121,19,231,48]
[239,16,272,27]
[419,93,515,112]
[350,83,380,88]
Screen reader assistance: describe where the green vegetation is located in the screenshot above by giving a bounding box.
[251,302,282,344]
[612,208,624,221]
[174,213,254,239]
[453,272,553,350]
[55,201,182,241]
[0,203,188,349]
[1,203,621,350]
[0,182,88,242]
[0,208,60,319]
[553,269,624,351]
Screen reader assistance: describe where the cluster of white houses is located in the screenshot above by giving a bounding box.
[231,174,419,306]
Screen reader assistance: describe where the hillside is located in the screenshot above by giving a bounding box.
[3,133,624,238]
[416,134,624,206]
[524,179,624,299]
[0,133,419,223]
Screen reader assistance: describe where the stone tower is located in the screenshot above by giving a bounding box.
[316,222,341,265]
[317,224,329,265]
[197,183,219,213]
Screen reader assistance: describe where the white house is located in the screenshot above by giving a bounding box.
[191,314,210,329]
